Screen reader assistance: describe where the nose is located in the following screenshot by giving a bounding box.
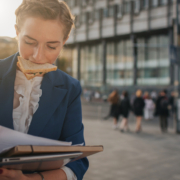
[32,45,45,64]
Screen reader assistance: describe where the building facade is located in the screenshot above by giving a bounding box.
[60,0,176,94]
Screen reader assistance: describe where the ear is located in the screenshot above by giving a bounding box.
[63,35,69,45]
[14,24,19,36]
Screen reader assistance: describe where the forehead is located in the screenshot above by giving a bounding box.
[20,17,64,41]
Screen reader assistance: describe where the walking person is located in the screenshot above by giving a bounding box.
[155,90,169,133]
[106,90,121,129]
[119,91,131,132]
[144,92,155,120]
[133,90,145,133]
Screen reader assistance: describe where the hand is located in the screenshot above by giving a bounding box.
[0,168,26,180]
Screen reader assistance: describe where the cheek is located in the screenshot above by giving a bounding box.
[47,47,62,64]
[47,52,60,64]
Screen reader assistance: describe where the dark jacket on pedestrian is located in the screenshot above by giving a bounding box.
[121,97,131,118]
[108,90,120,119]
[155,95,169,116]
[133,97,145,116]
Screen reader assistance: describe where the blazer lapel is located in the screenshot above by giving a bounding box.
[0,53,18,129]
[28,72,67,136]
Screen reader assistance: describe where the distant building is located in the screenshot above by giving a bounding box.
[62,0,176,93]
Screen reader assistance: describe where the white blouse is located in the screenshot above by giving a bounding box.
[13,70,77,180]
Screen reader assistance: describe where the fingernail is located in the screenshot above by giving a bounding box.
[0,169,3,174]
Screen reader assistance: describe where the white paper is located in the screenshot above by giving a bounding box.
[0,125,72,154]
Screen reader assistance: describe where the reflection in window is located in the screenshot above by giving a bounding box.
[159,35,169,61]
[142,0,149,9]
[94,10,100,21]
[107,40,133,86]
[81,13,87,24]
[117,4,123,19]
[160,0,168,5]
[137,35,170,85]
[147,36,158,61]
[103,8,108,18]
[108,6,114,17]
[134,0,140,13]
[137,38,145,63]
[123,2,131,14]
[88,11,94,24]
[159,68,169,78]
[152,0,158,7]
[80,44,103,87]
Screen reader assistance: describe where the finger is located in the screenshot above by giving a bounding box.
[0,168,22,179]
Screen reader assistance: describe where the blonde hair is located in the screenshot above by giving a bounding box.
[15,0,75,40]
[136,90,142,97]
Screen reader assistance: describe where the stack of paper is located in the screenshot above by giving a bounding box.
[0,125,71,154]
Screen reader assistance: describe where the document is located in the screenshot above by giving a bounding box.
[0,126,71,154]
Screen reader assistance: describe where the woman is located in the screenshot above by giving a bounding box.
[119,91,131,132]
[144,92,155,120]
[133,90,145,133]
[0,0,88,180]
[107,90,120,129]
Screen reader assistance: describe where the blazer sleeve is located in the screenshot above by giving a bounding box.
[59,81,89,180]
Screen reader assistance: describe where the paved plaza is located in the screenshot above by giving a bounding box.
[82,101,180,180]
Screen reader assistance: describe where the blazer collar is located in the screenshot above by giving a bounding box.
[0,52,19,129]
[0,53,67,136]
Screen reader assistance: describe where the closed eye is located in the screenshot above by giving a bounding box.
[25,41,35,45]
[48,46,56,50]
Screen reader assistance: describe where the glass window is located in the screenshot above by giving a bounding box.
[75,15,81,27]
[81,13,87,24]
[103,8,108,18]
[159,35,169,61]
[152,0,158,7]
[159,67,169,78]
[142,0,149,9]
[75,0,79,6]
[147,36,158,61]
[134,0,140,13]
[94,10,100,21]
[117,4,123,19]
[160,0,168,5]
[108,6,114,17]
[88,0,94,4]
[80,44,103,87]
[123,2,131,14]
[82,0,87,6]
[137,34,170,86]
[126,40,133,63]
[137,38,145,62]
[88,11,94,24]
[117,40,126,63]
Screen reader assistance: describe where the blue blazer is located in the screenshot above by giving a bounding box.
[0,52,89,180]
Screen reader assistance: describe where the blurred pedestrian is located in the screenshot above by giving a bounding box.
[155,90,169,133]
[133,90,145,133]
[169,91,176,115]
[144,92,155,120]
[143,91,149,99]
[105,90,121,129]
[119,91,131,132]
[151,91,157,103]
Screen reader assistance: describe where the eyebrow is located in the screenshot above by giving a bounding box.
[24,35,60,44]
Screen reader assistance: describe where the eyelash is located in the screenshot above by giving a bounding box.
[25,41,56,50]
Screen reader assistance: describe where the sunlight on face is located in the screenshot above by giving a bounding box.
[0,0,22,37]
[16,17,67,64]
